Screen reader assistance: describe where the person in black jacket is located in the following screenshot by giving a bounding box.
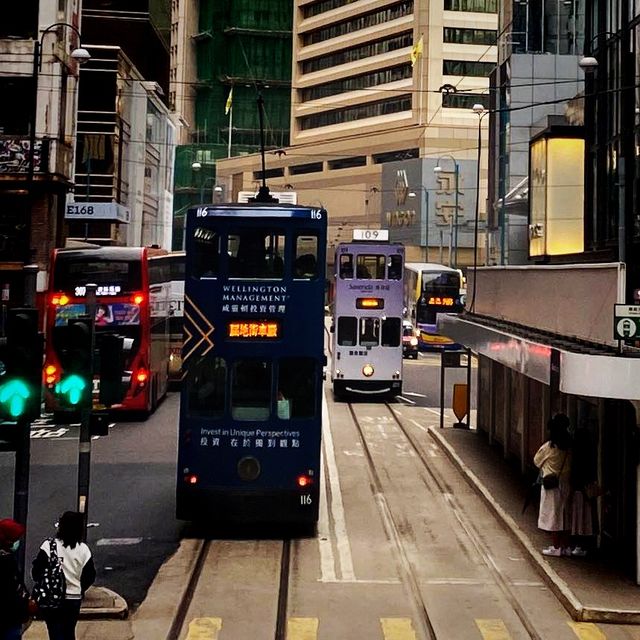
[32,512,96,640]
[0,518,30,640]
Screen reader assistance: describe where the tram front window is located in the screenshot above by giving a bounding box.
[388,255,403,280]
[187,356,226,418]
[337,317,357,346]
[294,235,318,279]
[278,358,316,419]
[356,255,385,279]
[381,317,401,346]
[360,317,380,346]
[339,254,353,279]
[229,229,285,279]
[232,359,271,420]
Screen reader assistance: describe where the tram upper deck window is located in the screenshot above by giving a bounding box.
[339,254,353,279]
[294,234,318,279]
[388,255,403,280]
[278,358,316,419]
[193,227,220,279]
[231,359,271,421]
[360,317,380,346]
[381,317,401,346]
[337,317,357,346]
[356,255,385,279]
[187,355,226,418]
[229,229,285,279]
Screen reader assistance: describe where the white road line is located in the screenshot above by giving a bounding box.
[318,578,401,585]
[395,395,416,405]
[403,391,427,398]
[409,419,428,433]
[318,444,336,582]
[322,389,355,581]
[96,537,142,546]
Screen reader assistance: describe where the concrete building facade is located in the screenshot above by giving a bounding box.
[216,0,498,267]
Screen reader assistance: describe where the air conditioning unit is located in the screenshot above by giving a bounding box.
[237,191,297,204]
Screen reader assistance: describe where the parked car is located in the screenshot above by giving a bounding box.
[402,321,419,359]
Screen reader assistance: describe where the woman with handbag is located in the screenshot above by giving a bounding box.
[32,512,95,640]
[533,414,572,557]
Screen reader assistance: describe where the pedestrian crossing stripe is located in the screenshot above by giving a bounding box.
[288,618,318,640]
[476,619,511,640]
[185,617,222,639]
[568,622,607,640]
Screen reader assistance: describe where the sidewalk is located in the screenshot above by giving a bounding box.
[429,424,640,624]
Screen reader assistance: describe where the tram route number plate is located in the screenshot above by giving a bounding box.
[300,494,312,505]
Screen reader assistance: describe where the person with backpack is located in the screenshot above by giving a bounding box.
[0,519,31,640]
[32,512,95,640]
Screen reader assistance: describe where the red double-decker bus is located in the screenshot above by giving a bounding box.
[44,246,170,417]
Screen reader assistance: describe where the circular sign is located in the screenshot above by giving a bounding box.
[617,318,637,338]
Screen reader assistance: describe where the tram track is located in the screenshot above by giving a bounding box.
[166,537,293,640]
[348,401,543,640]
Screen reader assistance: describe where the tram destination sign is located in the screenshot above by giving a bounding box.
[613,304,640,340]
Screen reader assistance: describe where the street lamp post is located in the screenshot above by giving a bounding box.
[433,156,460,267]
[470,103,488,312]
[27,24,89,261]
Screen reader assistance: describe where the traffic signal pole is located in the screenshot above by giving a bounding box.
[77,283,96,540]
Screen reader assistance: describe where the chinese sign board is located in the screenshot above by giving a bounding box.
[614,304,640,340]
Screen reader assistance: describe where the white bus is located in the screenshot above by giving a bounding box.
[330,234,404,399]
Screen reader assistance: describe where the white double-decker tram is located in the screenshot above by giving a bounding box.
[330,230,405,399]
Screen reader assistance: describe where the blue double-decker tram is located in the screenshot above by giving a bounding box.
[177,203,327,525]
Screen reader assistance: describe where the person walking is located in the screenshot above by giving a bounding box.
[534,413,573,556]
[32,512,96,640]
[0,519,31,640]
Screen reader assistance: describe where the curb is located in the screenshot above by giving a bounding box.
[427,426,640,625]
[79,586,128,619]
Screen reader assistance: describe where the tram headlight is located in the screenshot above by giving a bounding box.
[410,337,418,347]
[362,364,374,377]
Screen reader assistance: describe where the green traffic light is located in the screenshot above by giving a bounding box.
[0,379,31,418]
[56,374,87,406]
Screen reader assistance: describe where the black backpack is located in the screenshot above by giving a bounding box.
[32,538,66,610]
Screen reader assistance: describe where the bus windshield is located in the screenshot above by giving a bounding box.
[53,258,142,295]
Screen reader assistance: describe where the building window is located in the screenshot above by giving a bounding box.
[443,60,495,77]
[328,156,367,170]
[290,162,323,175]
[301,64,412,102]
[444,0,497,11]
[298,95,412,130]
[0,0,38,38]
[0,78,34,135]
[443,27,497,45]
[302,1,413,46]
[302,0,360,18]
[301,32,413,74]
[442,93,490,109]
[252,168,285,181]
[372,148,419,164]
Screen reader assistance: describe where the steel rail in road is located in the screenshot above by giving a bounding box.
[348,400,543,640]
[166,537,292,640]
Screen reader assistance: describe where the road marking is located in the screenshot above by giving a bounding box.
[380,618,417,640]
[568,622,607,640]
[318,578,400,584]
[96,537,142,546]
[395,395,416,405]
[185,617,222,639]
[403,391,427,398]
[409,419,428,433]
[287,618,318,640]
[321,389,355,581]
[476,619,511,640]
[318,446,336,582]
[31,427,71,439]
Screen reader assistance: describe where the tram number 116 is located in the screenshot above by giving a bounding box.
[300,494,312,505]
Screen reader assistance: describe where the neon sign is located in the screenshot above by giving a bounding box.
[228,321,280,339]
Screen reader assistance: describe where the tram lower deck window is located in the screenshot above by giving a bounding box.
[381,317,401,346]
[278,358,316,419]
[187,356,226,418]
[360,317,380,346]
[337,317,357,346]
[232,359,271,420]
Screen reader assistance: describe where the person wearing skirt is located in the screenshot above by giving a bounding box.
[534,414,572,556]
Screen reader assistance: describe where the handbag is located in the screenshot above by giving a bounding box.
[542,451,567,491]
[32,538,66,611]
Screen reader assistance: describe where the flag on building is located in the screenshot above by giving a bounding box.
[410,35,424,68]
[225,88,233,115]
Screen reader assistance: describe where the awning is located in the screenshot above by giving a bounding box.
[438,314,640,400]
